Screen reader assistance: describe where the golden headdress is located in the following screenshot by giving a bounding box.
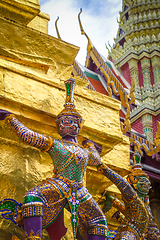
[127,151,149,185]
[56,78,84,128]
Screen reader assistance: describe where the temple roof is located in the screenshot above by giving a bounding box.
[73,57,160,180]
[72,49,134,120]
[55,10,160,181]
[72,9,160,181]
[107,0,160,64]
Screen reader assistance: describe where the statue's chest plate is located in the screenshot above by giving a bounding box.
[49,139,89,170]
[64,141,88,164]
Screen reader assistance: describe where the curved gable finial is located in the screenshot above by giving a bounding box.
[78,8,93,52]
[55,16,62,40]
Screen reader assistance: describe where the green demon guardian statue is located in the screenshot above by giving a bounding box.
[102,152,160,240]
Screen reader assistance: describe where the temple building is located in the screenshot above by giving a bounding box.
[0,0,129,239]
[0,0,160,239]
[107,0,160,227]
[72,0,160,230]
[108,0,160,226]
[107,0,160,144]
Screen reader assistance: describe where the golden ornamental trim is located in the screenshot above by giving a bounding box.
[154,122,160,147]
[86,45,134,134]
[25,230,41,240]
[12,236,20,240]
[72,60,96,91]
[4,114,16,124]
[129,127,160,160]
[42,136,53,152]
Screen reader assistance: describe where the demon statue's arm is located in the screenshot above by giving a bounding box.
[104,194,126,216]
[0,110,53,152]
[97,162,136,201]
[82,140,135,200]
[82,140,102,166]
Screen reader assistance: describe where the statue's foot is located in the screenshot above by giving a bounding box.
[24,230,41,240]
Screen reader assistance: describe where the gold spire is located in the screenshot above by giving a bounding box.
[78,8,93,52]
[117,17,123,26]
[55,16,62,40]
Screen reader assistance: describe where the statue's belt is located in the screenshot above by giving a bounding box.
[53,174,83,192]
[46,175,91,202]
[52,174,91,239]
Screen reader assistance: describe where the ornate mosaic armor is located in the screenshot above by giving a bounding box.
[97,162,150,240]
[2,114,108,240]
[48,139,101,182]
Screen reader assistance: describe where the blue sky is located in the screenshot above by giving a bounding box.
[39,0,122,65]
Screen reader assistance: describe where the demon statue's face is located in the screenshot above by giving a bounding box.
[136,176,151,195]
[57,115,81,137]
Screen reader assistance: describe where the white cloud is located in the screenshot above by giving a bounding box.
[39,0,122,65]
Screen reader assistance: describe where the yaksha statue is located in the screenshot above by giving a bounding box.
[0,79,108,240]
[0,78,155,240]
[101,152,160,240]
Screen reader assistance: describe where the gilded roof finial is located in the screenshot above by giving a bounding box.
[105,43,110,52]
[117,17,123,26]
[154,122,160,147]
[78,8,93,52]
[129,77,135,105]
[55,16,62,40]
[108,41,112,49]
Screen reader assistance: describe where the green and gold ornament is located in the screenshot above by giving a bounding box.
[68,189,79,239]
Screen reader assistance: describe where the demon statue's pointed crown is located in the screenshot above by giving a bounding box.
[127,151,149,185]
[55,78,84,131]
[127,151,151,198]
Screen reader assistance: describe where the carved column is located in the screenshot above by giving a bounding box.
[151,56,160,87]
[140,57,151,88]
[142,114,153,142]
[128,59,140,95]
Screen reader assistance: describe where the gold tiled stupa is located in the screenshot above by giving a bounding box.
[0,0,131,239]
